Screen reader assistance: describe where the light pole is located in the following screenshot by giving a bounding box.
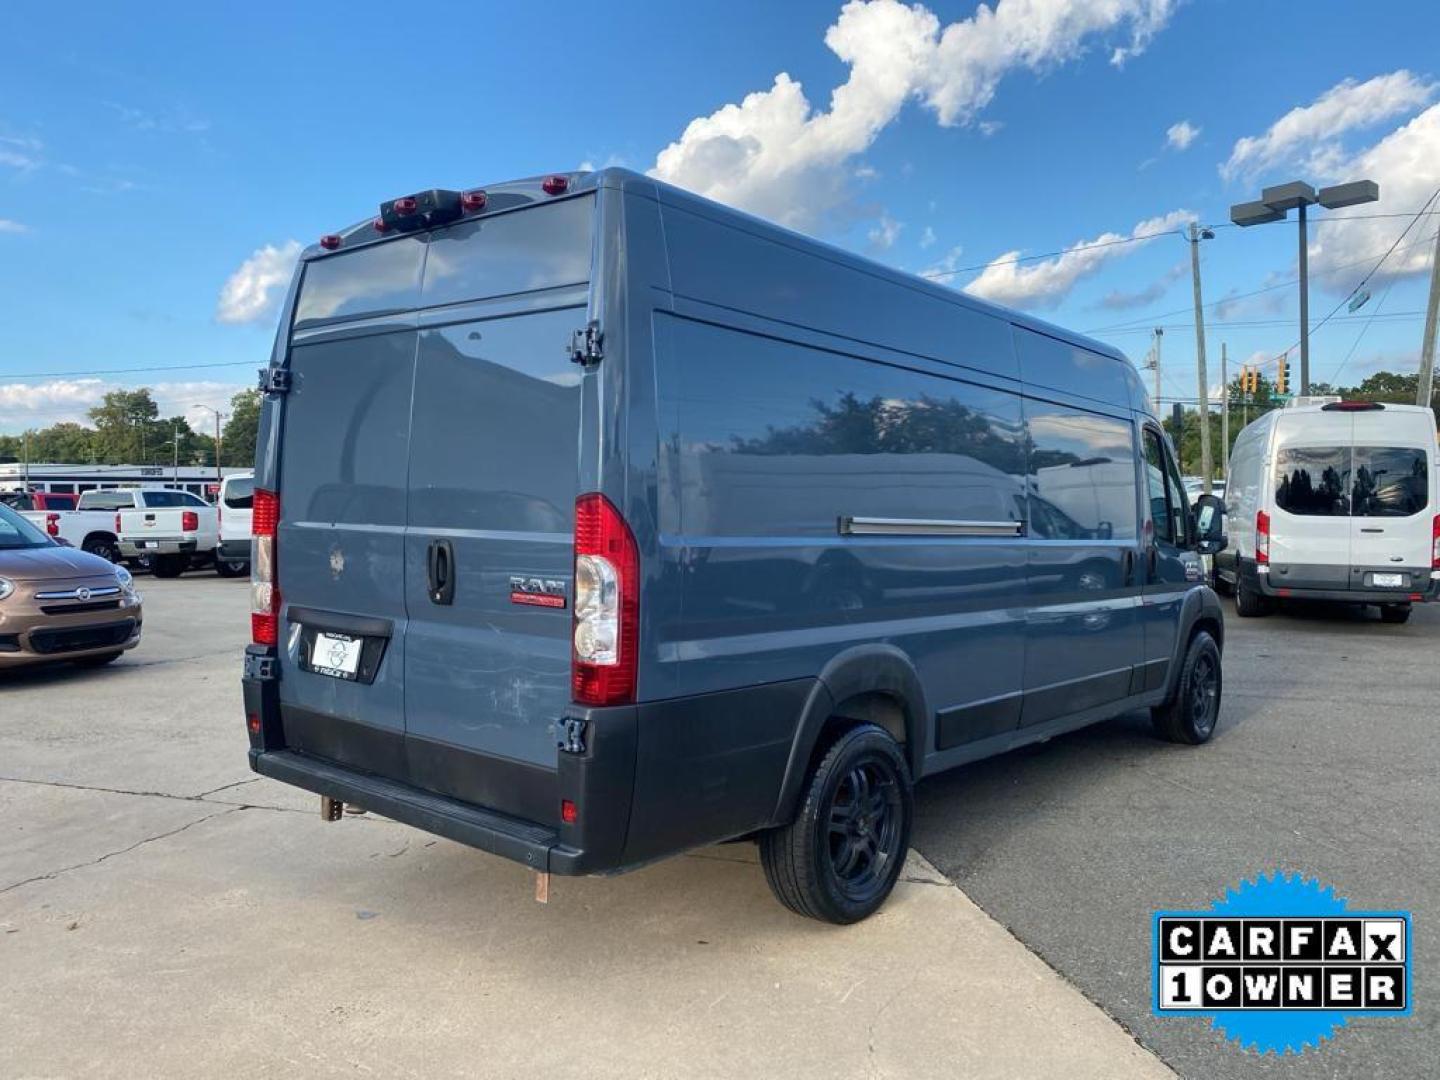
[1230,179,1378,395]
[193,405,227,490]
[1187,223,1215,493]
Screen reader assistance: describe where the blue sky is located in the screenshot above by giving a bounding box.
[3,0,1439,434]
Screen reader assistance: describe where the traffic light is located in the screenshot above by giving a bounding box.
[1276,360,1290,395]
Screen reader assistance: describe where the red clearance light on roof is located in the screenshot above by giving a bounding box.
[461,189,488,212]
[372,217,389,233]
[319,234,342,250]
[542,175,569,196]
[1321,400,1384,411]
[394,196,418,215]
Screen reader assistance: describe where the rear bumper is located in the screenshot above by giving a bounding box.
[217,539,251,562]
[1253,562,1439,603]
[242,645,811,876]
[119,538,198,557]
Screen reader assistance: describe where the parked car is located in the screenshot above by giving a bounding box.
[242,169,1228,924]
[1216,400,1439,621]
[117,490,220,578]
[2,490,78,512]
[0,501,142,669]
[215,473,254,578]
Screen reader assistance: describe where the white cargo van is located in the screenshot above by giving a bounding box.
[1217,400,1439,622]
[216,473,254,578]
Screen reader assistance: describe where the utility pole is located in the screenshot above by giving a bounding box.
[22,431,29,490]
[1220,342,1230,479]
[1296,202,1310,396]
[1188,223,1214,493]
[1152,327,1164,408]
[172,419,181,485]
[1418,224,1440,409]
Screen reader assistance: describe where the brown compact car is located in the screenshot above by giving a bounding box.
[0,502,142,669]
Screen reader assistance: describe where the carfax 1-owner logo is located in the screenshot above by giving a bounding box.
[1153,871,1412,1054]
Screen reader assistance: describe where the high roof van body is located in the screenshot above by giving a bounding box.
[242,170,1227,921]
[1217,400,1439,621]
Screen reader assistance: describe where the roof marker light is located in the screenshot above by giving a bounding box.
[394,196,418,215]
[319,234,342,250]
[461,189,488,212]
[542,175,569,196]
[373,217,389,233]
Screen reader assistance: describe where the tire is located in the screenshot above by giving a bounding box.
[1234,574,1269,617]
[1151,630,1222,745]
[1379,604,1412,624]
[82,535,121,564]
[151,554,189,579]
[214,558,249,579]
[759,724,913,924]
[73,651,123,668]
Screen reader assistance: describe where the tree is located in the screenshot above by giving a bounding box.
[87,388,173,464]
[221,389,261,468]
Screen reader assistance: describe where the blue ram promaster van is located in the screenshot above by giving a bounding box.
[243,170,1228,923]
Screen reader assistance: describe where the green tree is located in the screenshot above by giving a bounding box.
[29,423,97,464]
[87,388,172,464]
[221,389,261,468]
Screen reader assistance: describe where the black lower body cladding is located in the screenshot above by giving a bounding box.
[243,644,814,876]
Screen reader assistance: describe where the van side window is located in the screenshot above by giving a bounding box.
[1142,428,1188,546]
[1026,403,1138,539]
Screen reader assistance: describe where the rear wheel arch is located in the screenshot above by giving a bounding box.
[772,645,927,825]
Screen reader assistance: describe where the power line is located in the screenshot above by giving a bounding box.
[1101,310,1426,335]
[1328,278,1398,386]
[0,360,253,382]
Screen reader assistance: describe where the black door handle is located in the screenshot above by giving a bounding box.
[1121,548,1135,586]
[1146,545,1159,579]
[427,539,456,605]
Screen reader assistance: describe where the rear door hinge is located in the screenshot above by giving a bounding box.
[568,322,603,365]
[258,366,292,395]
[556,716,588,755]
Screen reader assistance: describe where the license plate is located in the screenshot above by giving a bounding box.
[310,632,363,679]
[1373,573,1404,587]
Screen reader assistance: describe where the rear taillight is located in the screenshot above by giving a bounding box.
[182,510,199,532]
[45,512,59,537]
[572,493,638,706]
[251,489,280,646]
[1432,514,1439,570]
[1256,510,1271,565]
[115,512,122,534]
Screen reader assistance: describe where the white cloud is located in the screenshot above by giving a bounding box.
[963,208,1194,309]
[1098,260,1186,310]
[868,212,902,249]
[922,244,966,279]
[0,135,41,171]
[1165,119,1199,151]
[0,378,249,434]
[216,240,302,325]
[1307,102,1440,285]
[977,120,1004,138]
[650,0,1176,227]
[919,225,937,248]
[1221,70,1436,181]
[0,219,27,234]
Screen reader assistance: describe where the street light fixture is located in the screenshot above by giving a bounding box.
[1230,178,1379,395]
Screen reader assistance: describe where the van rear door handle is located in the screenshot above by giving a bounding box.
[1146,545,1158,579]
[1121,549,1135,586]
[427,538,456,606]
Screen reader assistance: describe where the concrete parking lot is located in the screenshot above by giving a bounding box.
[2,576,1167,1080]
[914,598,1440,1079]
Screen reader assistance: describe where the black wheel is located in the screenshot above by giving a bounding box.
[760,724,912,924]
[73,651,123,668]
[1234,574,1269,617]
[82,535,121,563]
[1151,630,1222,745]
[214,558,249,579]
[151,554,189,578]
[1379,604,1412,624]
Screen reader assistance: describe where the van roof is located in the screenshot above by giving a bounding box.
[308,167,1132,373]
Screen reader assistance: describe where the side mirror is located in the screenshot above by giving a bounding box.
[1193,493,1227,556]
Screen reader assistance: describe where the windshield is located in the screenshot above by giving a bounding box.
[0,502,52,549]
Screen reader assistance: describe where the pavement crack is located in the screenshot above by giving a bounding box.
[0,806,239,895]
[196,777,261,799]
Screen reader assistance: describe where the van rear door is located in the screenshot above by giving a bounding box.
[274,236,426,771]
[400,197,593,821]
[1347,409,1434,590]
[1270,412,1354,590]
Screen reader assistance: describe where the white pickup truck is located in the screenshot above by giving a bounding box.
[18,488,140,562]
[116,490,220,578]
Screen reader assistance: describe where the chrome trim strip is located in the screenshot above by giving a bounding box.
[34,586,122,601]
[837,516,1024,537]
